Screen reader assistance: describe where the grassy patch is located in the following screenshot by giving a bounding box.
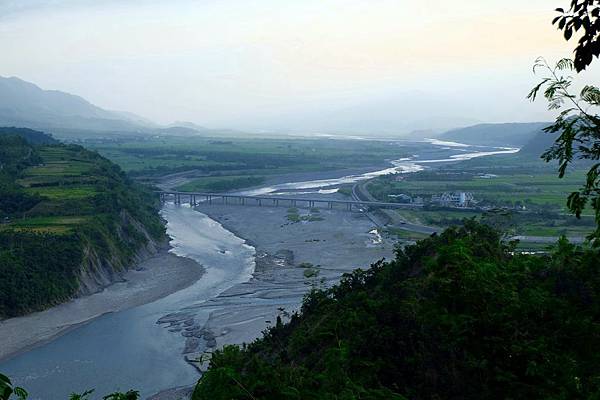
[84,135,412,177]
[287,209,324,223]
[385,227,430,241]
[25,185,97,200]
[287,212,301,223]
[303,268,319,278]
[177,175,265,192]
[2,216,91,234]
[370,171,588,211]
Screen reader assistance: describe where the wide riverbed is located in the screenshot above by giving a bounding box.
[0,140,517,399]
[0,205,255,399]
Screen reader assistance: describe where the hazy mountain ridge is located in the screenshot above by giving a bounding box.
[0,76,555,144]
[0,76,152,133]
[257,92,481,136]
[0,76,252,139]
[519,129,559,156]
[439,122,549,147]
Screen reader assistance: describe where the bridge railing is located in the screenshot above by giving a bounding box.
[157,191,423,210]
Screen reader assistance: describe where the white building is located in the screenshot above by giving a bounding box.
[432,192,474,207]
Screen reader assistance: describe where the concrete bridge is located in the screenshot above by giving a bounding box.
[158,191,423,211]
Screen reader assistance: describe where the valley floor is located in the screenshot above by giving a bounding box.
[173,203,395,372]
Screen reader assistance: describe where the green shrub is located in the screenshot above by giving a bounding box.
[194,221,600,400]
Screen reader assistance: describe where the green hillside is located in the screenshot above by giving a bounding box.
[0,128,165,318]
[193,222,600,400]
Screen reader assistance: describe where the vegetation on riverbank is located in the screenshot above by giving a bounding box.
[84,136,407,178]
[0,128,165,318]
[193,221,600,399]
[176,175,265,193]
[366,165,595,239]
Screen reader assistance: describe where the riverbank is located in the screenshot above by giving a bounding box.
[0,250,204,363]
[177,203,396,370]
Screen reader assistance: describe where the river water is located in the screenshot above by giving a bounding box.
[0,140,518,399]
[0,206,255,399]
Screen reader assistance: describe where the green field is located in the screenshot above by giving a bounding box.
[86,136,409,177]
[12,147,102,204]
[0,216,92,234]
[366,160,595,239]
[367,172,587,211]
[383,227,430,241]
[176,175,265,192]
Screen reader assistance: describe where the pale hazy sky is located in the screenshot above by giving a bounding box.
[1,0,597,133]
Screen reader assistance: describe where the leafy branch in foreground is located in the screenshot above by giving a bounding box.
[0,376,139,400]
[529,57,600,245]
[553,0,600,72]
[0,374,27,400]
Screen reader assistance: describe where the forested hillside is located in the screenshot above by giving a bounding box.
[0,128,166,318]
[194,222,600,400]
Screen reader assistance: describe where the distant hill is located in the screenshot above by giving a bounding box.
[0,126,58,145]
[156,126,206,136]
[168,121,209,131]
[519,129,560,157]
[439,122,549,147]
[0,76,153,133]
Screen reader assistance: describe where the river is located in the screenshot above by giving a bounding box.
[0,206,254,399]
[0,140,518,399]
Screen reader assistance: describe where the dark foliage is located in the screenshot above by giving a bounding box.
[194,221,600,400]
[554,0,600,71]
[529,58,600,244]
[0,135,165,317]
[0,232,82,317]
[0,127,57,145]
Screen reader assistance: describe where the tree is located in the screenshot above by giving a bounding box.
[529,58,600,245]
[0,374,27,400]
[553,0,600,72]
[528,2,600,246]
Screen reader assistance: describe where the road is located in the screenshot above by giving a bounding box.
[351,181,586,245]
[351,181,439,235]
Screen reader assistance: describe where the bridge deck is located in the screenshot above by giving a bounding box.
[158,191,422,209]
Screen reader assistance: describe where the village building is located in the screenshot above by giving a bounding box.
[431,192,474,208]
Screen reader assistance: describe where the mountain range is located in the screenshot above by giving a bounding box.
[438,122,550,147]
[0,76,157,133]
[0,76,555,149]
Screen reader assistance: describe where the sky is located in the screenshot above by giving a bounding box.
[0,0,598,134]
